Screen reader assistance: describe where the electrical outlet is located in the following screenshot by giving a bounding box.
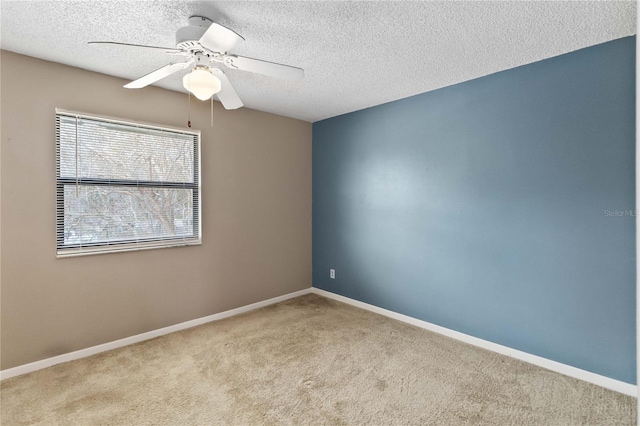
[330,269,336,279]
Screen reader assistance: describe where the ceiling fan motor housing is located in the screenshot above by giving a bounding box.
[176,16,212,50]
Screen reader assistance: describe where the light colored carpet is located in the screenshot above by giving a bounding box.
[1,294,636,425]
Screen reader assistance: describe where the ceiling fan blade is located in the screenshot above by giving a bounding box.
[210,68,243,110]
[88,41,182,53]
[224,55,304,81]
[199,22,244,53]
[124,61,192,89]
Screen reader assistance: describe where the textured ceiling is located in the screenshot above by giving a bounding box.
[1,1,636,122]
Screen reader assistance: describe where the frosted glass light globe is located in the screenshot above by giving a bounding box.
[183,68,222,101]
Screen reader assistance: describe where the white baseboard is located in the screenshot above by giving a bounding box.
[3,286,635,397]
[0,288,313,381]
[311,287,638,397]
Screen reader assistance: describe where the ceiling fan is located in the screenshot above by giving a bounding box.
[89,16,304,110]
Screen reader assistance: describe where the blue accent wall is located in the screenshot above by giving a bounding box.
[312,37,636,384]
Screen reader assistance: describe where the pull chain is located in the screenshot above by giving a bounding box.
[187,90,192,128]
[75,115,79,197]
[211,96,219,127]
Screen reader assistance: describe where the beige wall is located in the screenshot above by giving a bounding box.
[0,51,312,370]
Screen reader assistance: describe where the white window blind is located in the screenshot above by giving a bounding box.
[56,109,201,257]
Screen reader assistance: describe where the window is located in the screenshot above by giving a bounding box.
[56,109,201,257]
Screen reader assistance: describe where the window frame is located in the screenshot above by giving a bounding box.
[55,108,202,258]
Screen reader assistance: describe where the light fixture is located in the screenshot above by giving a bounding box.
[183,66,221,101]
